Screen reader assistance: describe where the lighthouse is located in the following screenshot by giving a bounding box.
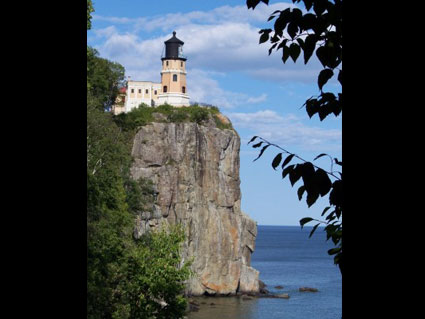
[157,31,190,107]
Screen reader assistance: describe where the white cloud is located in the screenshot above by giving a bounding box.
[91,0,323,85]
[90,2,330,107]
[130,2,298,32]
[247,93,267,104]
[188,69,268,108]
[226,110,341,152]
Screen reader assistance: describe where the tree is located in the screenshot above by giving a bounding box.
[87,0,94,30]
[87,47,126,111]
[87,100,192,319]
[87,5,192,315]
[246,0,342,274]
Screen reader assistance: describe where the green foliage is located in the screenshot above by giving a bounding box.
[254,0,342,121]
[113,104,155,132]
[87,100,192,317]
[87,47,126,111]
[124,177,156,215]
[188,105,209,123]
[167,108,189,123]
[111,225,192,319]
[113,103,232,130]
[247,0,343,274]
[87,0,94,30]
[87,39,191,317]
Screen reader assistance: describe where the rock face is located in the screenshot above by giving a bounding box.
[130,121,259,295]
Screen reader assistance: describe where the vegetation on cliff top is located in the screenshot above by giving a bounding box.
[113,103,233,132]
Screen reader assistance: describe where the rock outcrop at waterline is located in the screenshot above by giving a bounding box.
[130,116,259,295]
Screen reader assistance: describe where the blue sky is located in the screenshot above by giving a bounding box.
[88,0,342,226]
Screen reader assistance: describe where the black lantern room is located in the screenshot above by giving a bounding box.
[161,31,186,61]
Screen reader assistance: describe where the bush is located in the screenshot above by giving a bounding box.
[167,109,188,123]
[113,104,154,132]
[155,103,174,115]
[109,225,192,319]
[188,106,209,124]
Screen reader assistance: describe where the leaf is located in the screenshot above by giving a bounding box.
[291,8,303,24]
[305,97,318,118]
[313,0,327,16]
[253,144,270,161]
[318,69,334,91]
[300,162,315,187]
[321,206,331,216]
[289,43,301,62]
[289,164,302,186]
[314,168,332,197]
[271,153,283,170]
[247,0,266,10]
[303,0,313,11]
[316,46,328,68]
[252,141,263,148]
[338,69,342,86]
[281,153,295,169]
[296,38,304,49]
[306,191,319,207]
[268,42,278,55]
[259,31,270,44]
[299,217,313,228]
[282,164,295,179]
[259,29,272,44]
[282,44,290,63]
[248,136,258,144]
[303,34,317,64]
[309,223,320,238]
[334,158,342,166]
[297,185,306,200]
[246,0,257,9]
[267,15,276,22]
[287,22,299,39]
[313,153,328,161]
[329,180,343,207]
[301,13,316,30]
[328,247,341,256]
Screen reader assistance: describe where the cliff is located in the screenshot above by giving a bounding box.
[130,114,259,295]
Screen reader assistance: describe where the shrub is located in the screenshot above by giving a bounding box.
[188,106,209,124]
[167,109,188,122]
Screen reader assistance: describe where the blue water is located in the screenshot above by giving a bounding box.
[187,225,341,319]
[250,225,342,318]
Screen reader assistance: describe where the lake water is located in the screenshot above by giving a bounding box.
[187,225,342,319]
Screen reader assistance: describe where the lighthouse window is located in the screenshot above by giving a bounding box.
[173,74,178,82]
[181,61,183,67]
[182,86,186,93]
[166,61,169,66]
[146,89,149,94]
[163,86,168,93]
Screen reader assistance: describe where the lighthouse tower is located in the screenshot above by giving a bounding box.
[157,31,190,107]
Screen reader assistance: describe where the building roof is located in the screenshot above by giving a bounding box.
[164,31,184,45]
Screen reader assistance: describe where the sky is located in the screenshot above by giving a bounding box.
[87,0,342,226]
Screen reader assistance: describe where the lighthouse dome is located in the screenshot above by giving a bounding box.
[162,31,186,61]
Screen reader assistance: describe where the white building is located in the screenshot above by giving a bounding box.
[112,31,190,115]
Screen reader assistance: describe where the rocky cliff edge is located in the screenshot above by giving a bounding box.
[130,116,259,295]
